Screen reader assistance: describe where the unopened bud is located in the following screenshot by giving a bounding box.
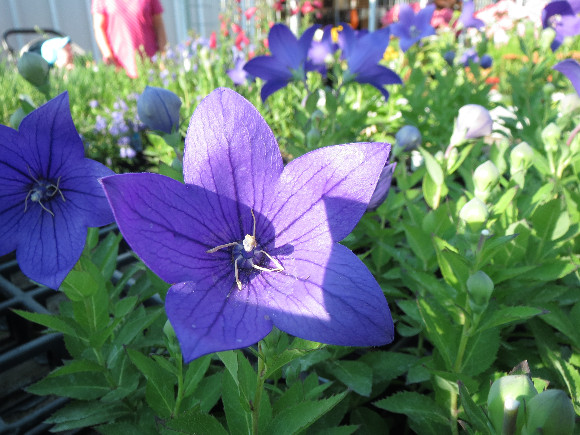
[540,27,556,52]
[487,375,538,434]
[480,54,493,69]
[467,271,494,312]
[510,142,534,174]
[306,127,321,147]
[367,163,396,211]
[459,198,489,230]
[443,50,455,66]
[474,160,500,201]
[17,52,50,88]
[9,107,27,129]
[395,125,422,152]
[137,86,182,134]
[541,123,561,153]
[451,104,493,146]
[523,389,575,435]
[559,93,580,115]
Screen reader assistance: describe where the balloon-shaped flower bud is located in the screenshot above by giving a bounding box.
[467,270,494,313]
[510,142,534,174]
[474,160,500,201]
[541,123,561,153]
[395,125,422,154]
[487,375,538,434]
[540,27,556,52]
[560,93,580,115]
[480,54,493,69]
[450,104,493,147]
[137,86,182,134]
[17,52,50,88]
[522,390,575,435]
[443,50,455,66]
[459,198,489,231]
[367,163,396,211]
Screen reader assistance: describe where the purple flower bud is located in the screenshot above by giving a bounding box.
[395,125,422,151]
[452,104,493,145]
[443,50,455,66]
[461,48,480,67]
[480,54,493,69]
[137,86,182,134]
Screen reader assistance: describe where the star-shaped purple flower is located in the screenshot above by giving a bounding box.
[307,26,335,75]
[0,92,114,289]
[542,0,580,51]
[243,24,318,101]
[390,4,436,52]
[458,1,485,30]
[102,88,394,362]
[340,24,402,100]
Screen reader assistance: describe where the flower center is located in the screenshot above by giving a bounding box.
[206,211,283,290]
[549,14,562,28]
[409,25,420,39]
[24,174,65,217]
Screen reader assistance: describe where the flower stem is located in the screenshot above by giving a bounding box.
[173,354,184,417]
[252,342,266,435]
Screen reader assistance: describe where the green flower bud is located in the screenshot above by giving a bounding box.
[17,52,50,88]
[540,28,556,52]
[163,320,181,356]
[9,107,27,129]
[541,123,561,153]
[559,93,580,115]
[474,160,500,201]
[487,375,538,434]
[510,142,534,174]
[522,390,575,435]
[446,147,458,171]
[467,271,494,312]
[459,198,489,230]
[306,127,321,147]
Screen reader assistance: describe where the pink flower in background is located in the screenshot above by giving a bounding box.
[235,32,250,50]
[232,23,242,34]
[302,1,314,14]
[245,6,258,19]
[209,31,217,49]
[431,8,454,28]
[313,0,323,8]
[274,0,285,11]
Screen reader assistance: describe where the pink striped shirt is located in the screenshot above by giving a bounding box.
[92,0,163,78]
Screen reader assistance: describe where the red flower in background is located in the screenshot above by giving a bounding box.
[232,23,242,34]
[245,6,258,19]
[274,0,285,11]
[302,1,314,14]
[209,31,217,49]
[235,32,250,50]
[221,21,229,37]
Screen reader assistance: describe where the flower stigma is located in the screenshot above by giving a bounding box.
[206,210,284,290]
[24,167,65,217]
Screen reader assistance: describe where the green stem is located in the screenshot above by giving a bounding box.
[252,342,267,435]
[173,354,184,417]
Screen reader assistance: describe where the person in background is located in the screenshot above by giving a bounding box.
[91,0,167,78]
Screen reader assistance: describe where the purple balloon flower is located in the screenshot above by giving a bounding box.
[244,24,318,101]
[0,92,114,289]
[340,24,402,100]
[137,86,182,134]
[542,0,580,51]
[390,4,436,52]
[458,1,485,30]
[554,58,580,96]
[460,48,480,67]
[227,56,249,86]
[308,26,335,74]
[102,88,394,362]
[367,163,396,211]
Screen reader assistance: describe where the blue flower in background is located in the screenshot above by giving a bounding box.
[307,26,335,74]
[102,88,394,362]
[227,56,250,86]
[340,24,402,100]
[137,86,182,134]
[0,92,114,289]
[480,54,493,69]
[461,48,480,66]
[542,0,580,51]
[458,1,485,30]
[244,24,318,101]
[390,4,436,52]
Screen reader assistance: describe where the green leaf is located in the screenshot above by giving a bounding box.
[403,223,435,269]
[419,147,444,185]
[266,392,347,435]
[417,297,459,371]
[45,401,131,431]
[158,162,184,182]
[374,391,449,431]
[100,352,140,402]
[26,372,110,400]
[61,258,102,301]
[110,306,164,359]
[457,382,493,434]
[477,306,544,332]
[324,360,373,397]
[162,409,228,435]
[12,309,79,337]
[531,199,566,241]
[222,366,252,435]
[490,185,518,216]
[113,296,138,319]
[127,349,176,418]
[91,231,122,281]
[541,303,580,348]
[359,351,419,385]
[520,259,577,281]
[433,237,470,290]
[461,328,500,376]
[183,355,212,398]
[422,171,447,210]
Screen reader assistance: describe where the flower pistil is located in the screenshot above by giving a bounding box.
[24,168,65,217]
